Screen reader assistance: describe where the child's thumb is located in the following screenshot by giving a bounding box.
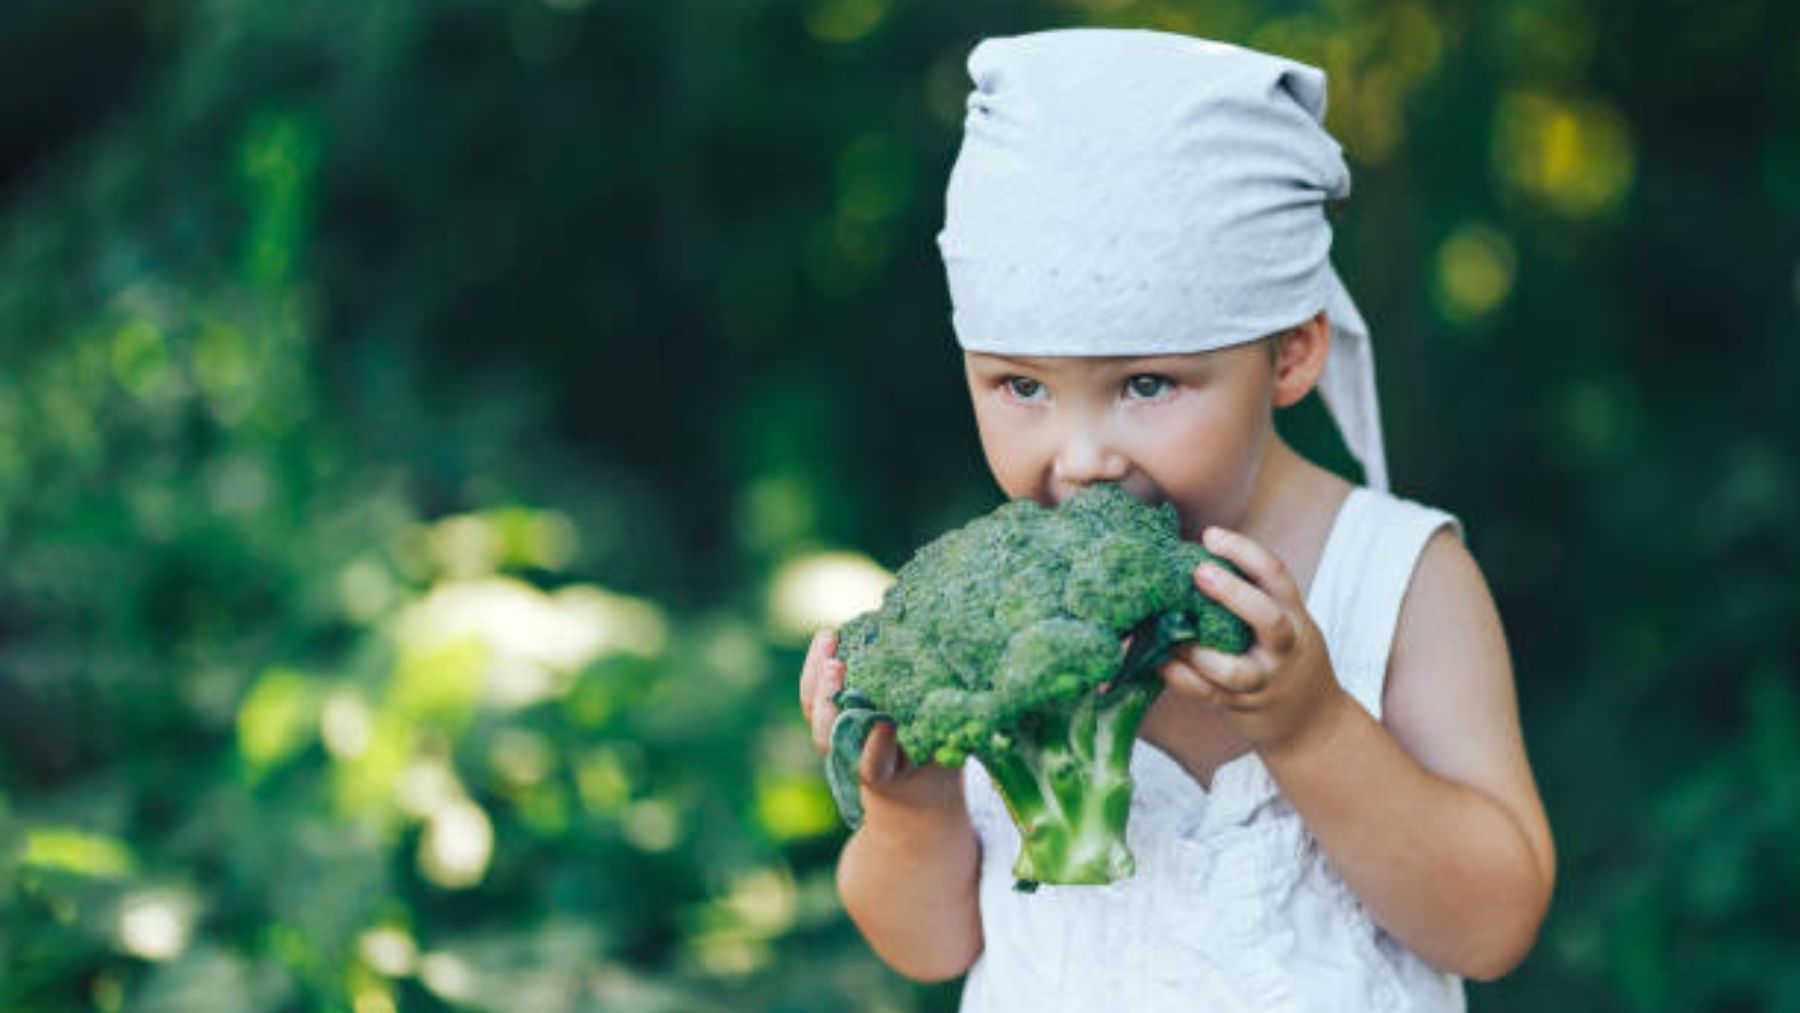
[860,719,901,784]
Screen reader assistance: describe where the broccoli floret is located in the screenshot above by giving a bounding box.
[826,483,1252,890]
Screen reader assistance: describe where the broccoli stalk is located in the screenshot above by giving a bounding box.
[977,609,1203,888]
[824,484,1252,890]
[977,675,1156,887]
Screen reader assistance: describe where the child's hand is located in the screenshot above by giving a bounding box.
[800,629,964,818]
[1158,526,1352,757]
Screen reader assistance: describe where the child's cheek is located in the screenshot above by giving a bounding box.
[972,406,1044,499]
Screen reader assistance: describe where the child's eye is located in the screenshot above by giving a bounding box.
[1004,376,1045,401]
[1125,374,1173,399]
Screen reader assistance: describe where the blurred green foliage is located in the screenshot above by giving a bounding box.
[1,0,1797,1010]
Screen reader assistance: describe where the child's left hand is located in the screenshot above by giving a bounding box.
[1157,525,1351,757]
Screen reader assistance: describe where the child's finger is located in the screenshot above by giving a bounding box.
[800,628,828,716]
[1202,526,1303,605]
[809,657,845,754]
[1185,644,1269,694]
[1158,654,1222,704]
[858,718,902,785]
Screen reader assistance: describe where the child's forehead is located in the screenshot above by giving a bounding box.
[964,350,1221,373]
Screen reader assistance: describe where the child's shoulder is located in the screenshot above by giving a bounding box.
[1340,481,1486,688]
[1364,485,1479,655]
[1352,482,1464,542]
[1335,482,1470,611]
[1387,501,1493,685]
[1378,482,1530,778]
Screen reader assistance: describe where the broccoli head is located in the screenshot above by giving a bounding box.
[826,483,1252,890]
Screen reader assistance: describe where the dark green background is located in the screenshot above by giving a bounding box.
[2,0,1796,1009]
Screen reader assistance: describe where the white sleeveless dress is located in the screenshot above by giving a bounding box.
[959,485,1467,1012]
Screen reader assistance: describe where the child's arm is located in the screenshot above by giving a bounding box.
[1166,527,1554,981]
[802,631,984,982]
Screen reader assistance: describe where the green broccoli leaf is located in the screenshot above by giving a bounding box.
[825,701,891,831]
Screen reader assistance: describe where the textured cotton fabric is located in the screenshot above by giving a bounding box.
[958,486,1466,1012]
[937,28,1389,491]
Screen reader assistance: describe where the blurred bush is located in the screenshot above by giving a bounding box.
[0,0,1796,1010]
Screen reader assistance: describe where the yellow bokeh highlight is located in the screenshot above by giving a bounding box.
[1494,91,1635,218]
[332,711,419,817]
[237,668,320,770]
[22,829,137,878]
[351,990,396,1013]
[1434,223,1518,324]
[390,636,486,726]
[347,963,398,1013]
[755,775,840,841]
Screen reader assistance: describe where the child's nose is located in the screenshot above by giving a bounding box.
[1052,431,1130,487]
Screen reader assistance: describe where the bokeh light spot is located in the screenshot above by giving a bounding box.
[755,775,839,841]
[115,890,197,962]
[23,829,136,878]
[1433,222,1518,324]
[418,798,494,889]
[767,551,893,643]
[1494,91,1635,218]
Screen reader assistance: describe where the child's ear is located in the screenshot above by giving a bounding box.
[1271,310,1331,409]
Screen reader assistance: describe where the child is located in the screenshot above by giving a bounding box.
[799,28,1553,1010]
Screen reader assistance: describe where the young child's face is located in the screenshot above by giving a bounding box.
[962,340,1280,540]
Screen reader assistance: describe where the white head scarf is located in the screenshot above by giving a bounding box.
[937,28,1389,492]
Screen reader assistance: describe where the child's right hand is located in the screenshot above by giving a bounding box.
[800,629,965,818]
